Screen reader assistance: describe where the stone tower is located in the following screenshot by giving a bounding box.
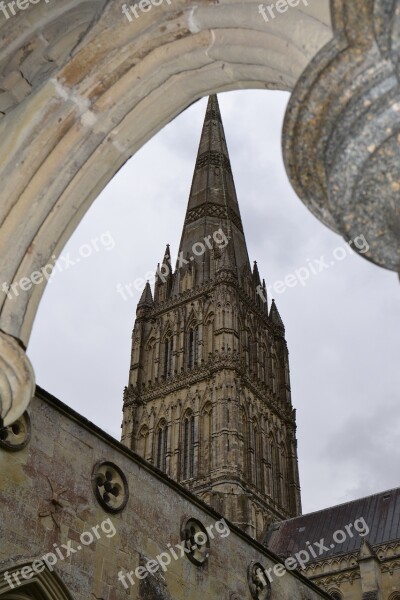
[121,95,301,539]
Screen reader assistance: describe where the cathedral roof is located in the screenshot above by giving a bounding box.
[176,95,251,285]
[264,486,400,562]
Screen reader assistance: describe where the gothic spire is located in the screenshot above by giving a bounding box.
[137,281,154,310]
[269,299,285,333]
[155,244,172,303]
[252,261,261,286]
[176,95,251,285]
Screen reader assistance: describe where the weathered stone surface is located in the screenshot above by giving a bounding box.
[0,388,331,600]
[283,0,400,275]
[0,331,35,427]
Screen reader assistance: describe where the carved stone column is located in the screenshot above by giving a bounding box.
[0,331,34,426]
[283,0,400,275]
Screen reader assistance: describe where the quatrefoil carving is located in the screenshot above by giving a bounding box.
[92,461,129,513]
[181,518,210,566]
[247,561,271,600]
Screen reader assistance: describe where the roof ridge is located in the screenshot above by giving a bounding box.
[277,486,400,523]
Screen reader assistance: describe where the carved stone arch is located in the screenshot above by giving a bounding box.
[201,400,213,415]
[161,321,173,341]
[204,307,214,323]
[0,0,333,423]
[154,399,168,423]
[156,415,168,429]
[0,562,73,599]
[181,403,194,419]
[186,308,198,329]
[145,325,157,346]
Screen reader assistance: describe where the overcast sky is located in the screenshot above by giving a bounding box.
[28,90,400,516]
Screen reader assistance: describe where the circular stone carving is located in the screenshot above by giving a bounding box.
[0,410,31,451]
[180,518,210,566]
[92,461,129,513]
[247,561,271,600]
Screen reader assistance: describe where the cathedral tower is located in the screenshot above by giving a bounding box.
[121,95,301,539]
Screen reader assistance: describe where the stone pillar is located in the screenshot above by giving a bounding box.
[358,539,383,600]
[0,331,35,426]
[283,0,400,276]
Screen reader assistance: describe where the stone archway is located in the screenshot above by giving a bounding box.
[0,0,332,425]
[0,562,73,599]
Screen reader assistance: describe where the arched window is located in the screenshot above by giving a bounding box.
[247,330,253,369]
[274,442,283,504]
[188,324,199,369]
[145,337,156,383]
[253,422,263,489]
[137,425,150,459]
[204,313,214,359]
[163,332,173,378]
[156,421,168,472]
[183,413,195,480]
[271,349,278,394]
[268,434,277,499]
[201,404,212,474]
[0,565,73,599]
[279,443,288,508]
[241,405,249,477]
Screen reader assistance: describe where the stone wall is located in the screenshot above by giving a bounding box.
[0,387,330,600]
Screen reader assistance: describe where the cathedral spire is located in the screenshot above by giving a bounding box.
[137,281,154,309]
[155,244,172,303]
[122,96,301,539]
[176,95,251,285]
[269,299,285,333]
